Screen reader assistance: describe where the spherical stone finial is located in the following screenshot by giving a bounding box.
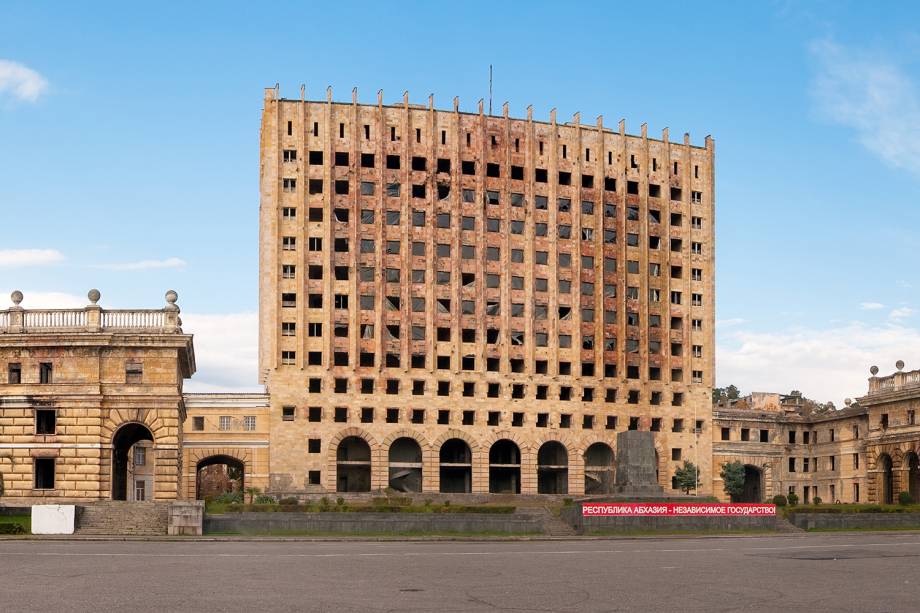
[10,290,23,306]
[165,290,178,305]
[845,398,852,406]
[896,360,905,371]
[87,289,101,305]
[870,365,879,376]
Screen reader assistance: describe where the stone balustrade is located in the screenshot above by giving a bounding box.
[868,366,920,395]
[1,289,182,334]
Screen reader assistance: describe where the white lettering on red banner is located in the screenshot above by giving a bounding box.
[581,503,776,517]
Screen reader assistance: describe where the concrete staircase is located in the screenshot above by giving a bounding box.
[76,502,169,536]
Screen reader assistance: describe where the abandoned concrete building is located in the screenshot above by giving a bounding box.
[4,87,914,506]
[257,86,717,496]
[710,363,920,504]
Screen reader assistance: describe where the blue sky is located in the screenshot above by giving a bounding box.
[1,1,919,402]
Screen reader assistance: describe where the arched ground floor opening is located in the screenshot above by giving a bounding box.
[908,452,920,503]
[584,443,615,494]
[388,437,422,492]
[489,440,521,494]
[112,423,154,501]
[537,442,568,494]
[879,454,894,504]
[440,439,472,493]
[739,465,763,503]
[337,436,371,492]
[196,455,244,500]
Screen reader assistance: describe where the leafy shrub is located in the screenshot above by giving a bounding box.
[0,523,25,534]
[812,496,822,505]
[279,497,299,506]
[254,494,276,505]
[772,495,788,507]
[899,491,913,506]
[335,497,345,507]
[787,492,799,506]
[213,491,243,505]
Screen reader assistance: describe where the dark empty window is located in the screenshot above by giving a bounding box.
[39,363,52,384]
[34,458,55,489]
[35,409,56,435]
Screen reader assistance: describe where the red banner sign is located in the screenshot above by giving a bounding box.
[582,503,776,517]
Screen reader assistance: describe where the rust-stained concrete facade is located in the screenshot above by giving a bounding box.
[258,86,716,496]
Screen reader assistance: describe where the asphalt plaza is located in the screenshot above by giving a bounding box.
[1,533,919,611]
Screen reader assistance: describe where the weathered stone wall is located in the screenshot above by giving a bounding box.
[788,512,920,530]
[204,511,542,535]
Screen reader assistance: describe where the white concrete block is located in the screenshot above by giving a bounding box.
[31,505,76,535]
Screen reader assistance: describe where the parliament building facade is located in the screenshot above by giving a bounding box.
[0,88,916,505]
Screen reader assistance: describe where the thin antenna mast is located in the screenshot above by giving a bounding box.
[489,64,493,116]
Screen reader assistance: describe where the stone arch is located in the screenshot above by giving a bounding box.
[877,453,894,504]
[739,464,763,503]
[382,428,431,451]
[907,452,920,503]
[439,438,474,493]
[328,428,378,493]
[432,430,484,494]
[488,438,522,494]
[195,454,246,500]
[536,440,569,494]
[584,441,616,495]
[387,436,424,493]
[326,427,380,486]
[110,421,155,501]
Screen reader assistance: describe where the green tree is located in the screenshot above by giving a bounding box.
[674,461,701,494]
[712,384,741,404]
[720,461,746,502]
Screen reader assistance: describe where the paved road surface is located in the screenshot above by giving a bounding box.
[2,533,919,611]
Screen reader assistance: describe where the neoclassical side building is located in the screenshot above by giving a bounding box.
[859,363,920,504]
[0,290,194,503]
[709,364,920,505]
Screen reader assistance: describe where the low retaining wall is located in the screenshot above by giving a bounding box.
[204,512,542,535]
[562,504,780,533]
[788,512,920,530]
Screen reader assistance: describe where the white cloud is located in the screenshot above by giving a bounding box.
[0,290,85,309]
[718,321,920,407]
[810,39,920,176]
[889,306,915,321]
[93,257,187,271]
[860,302,885,310]
[716,317,746,328]
[0,249,65,268]
[0,59,48,102]
[180,312,261,392]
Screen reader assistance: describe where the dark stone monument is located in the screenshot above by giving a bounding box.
[612,431,665,496]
